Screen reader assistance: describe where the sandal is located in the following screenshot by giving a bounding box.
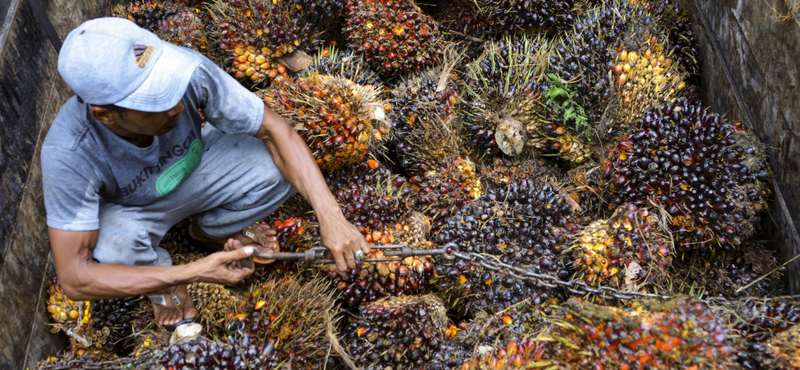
[147,285,198,332]
[188,223,279,265]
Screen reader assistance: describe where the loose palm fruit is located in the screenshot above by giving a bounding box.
[569,203,672,289]
[604,98,771,251]
[344,0,441,76]
[345,295,448,369]
[727,298,800,343]
[480,157,561,190]
[258,74,390,172]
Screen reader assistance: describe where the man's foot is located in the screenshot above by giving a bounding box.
[189,222,280,264]
[148,284,198,330]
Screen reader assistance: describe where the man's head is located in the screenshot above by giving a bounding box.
[58,17,201,114]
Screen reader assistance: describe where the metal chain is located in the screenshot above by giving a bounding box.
[452,250,730,302]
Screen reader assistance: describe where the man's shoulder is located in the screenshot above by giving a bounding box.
[44,96,92,151]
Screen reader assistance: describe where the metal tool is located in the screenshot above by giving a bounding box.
[250,242,459,265]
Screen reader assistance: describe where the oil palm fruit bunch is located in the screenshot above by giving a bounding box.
[668,240,781,298]
[224,276,339,368]
[547,1,634,127]
[606,33,687,138]
[344,294,448,369]
[207,0,319,86]
[145,334,266,369]
[390,64,463,176]
[569,203,672,289]
[326,161,414,235]
[540,298,738,369]
[258,74,391,172]
[479,0,581,35]
[188,282,240,337]
[47,277,93,346]
[305,46,383,87]
[727,298,800,343]
[112,1,212,56]
[432,179,574,315]
[344,0,442,77]
[463,35,593,164]
[89,296,150,356]
[603,98,771,251]
[407,157,483,231]
[329,215,436,307]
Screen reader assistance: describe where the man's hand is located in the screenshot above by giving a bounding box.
[254,106,372,274]
[319,215,372,273]
[190,247,255,285]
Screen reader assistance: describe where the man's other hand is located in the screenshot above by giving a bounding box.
[193,246,255,285]
[320,215,371,273]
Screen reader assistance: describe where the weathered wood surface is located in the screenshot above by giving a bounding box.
[0,1,112,369]
[680,0,800,293]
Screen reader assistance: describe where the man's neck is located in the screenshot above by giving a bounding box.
[104,124,154,147]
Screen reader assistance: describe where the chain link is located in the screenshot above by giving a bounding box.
[453,250,708,302]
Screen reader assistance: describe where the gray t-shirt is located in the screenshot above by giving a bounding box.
[42,54,265,231]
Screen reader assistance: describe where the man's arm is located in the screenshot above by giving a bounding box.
[254,106,370,272]
[49,227,254,301]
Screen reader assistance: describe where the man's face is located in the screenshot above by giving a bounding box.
[113,101,186,136]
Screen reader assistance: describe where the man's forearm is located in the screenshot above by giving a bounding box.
[256,107,346,223]
[66,262,192,301]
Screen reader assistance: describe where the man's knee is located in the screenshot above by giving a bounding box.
[94,203,172,266]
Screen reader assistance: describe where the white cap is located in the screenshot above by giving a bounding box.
[58,17,202,112]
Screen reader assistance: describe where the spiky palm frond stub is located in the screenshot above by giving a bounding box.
[258,74,390,172]
[432,178,575,315]
[604,98,771,252]
[305,46,383,87]
[569,203,672,289]
[344,0,442,77]
[224,276,340,369]
[345,294,449,369]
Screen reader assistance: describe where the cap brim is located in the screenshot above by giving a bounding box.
[114,42,203,112]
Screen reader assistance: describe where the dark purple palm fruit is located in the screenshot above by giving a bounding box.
[604,98,771,252]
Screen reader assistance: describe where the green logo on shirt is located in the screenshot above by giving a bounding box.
[156,139,203,196]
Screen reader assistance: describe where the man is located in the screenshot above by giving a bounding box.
[42,17,370,329]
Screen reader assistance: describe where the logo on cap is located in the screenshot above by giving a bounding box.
[132,44,155,68]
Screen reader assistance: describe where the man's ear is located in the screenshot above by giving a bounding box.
[90,106,117,125]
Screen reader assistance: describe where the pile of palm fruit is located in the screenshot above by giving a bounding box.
[36,0,799,369]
